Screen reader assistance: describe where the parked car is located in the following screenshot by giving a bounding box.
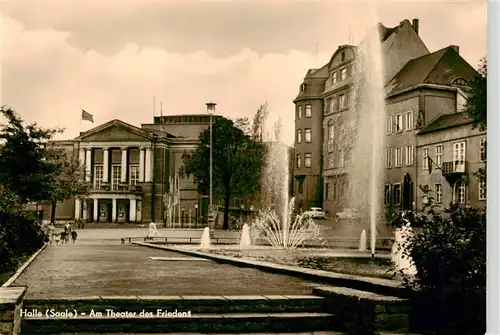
[304,207,327,220]
[335,208,361,220]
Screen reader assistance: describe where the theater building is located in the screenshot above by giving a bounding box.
[42,114,223,225]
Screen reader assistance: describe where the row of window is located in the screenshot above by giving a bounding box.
[296,128,312,143]
[327,149,352,169]
[93,164,140,190]
[296,153,312,168]
[326,91,349,114]
[297,105,312,119]
[330,65,352,85]
[384,181,485,207]
[386,146,414,168]
[387,111,414,134]
[324,179,348,201]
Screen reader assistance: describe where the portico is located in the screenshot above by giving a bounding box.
[75,194,143,223]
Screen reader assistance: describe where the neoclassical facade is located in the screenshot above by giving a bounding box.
[43,115,223,225]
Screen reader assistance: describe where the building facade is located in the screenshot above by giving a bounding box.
[43,114,223,225]
[293,18,480,220]
[416,112,486,211]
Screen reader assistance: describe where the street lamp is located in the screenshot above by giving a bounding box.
[206,102,217,228]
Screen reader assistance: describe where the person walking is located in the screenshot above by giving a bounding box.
[47,223,55,245]
[147,222,160,241]
[63,222,72,244]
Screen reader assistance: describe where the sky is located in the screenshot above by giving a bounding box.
[0,0,487,145]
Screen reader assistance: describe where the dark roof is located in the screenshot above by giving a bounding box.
[386,46,477,95]
[378,23,398,42]
[418,112,473,134]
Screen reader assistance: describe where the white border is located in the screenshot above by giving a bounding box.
[487,2,499,334]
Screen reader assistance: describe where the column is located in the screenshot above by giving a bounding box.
[129,199,137,222]
[103,148,109,183]
[93,198,99,223]
[112,198,117,222]
[82,199,88,221]
[139,148,145,182]
[74,198,81,220]
[78,149,85,166]
[85,148,92,182]
[145,148,152,182]
[121,147,127,183]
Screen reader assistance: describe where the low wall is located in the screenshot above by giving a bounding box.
[0,287,27,335]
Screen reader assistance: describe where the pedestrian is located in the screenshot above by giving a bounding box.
[147,221,159,241]
[47,223,55,245]
[63,222,72,244]
[71,230,78,244]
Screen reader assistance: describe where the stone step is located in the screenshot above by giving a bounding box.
[24,295,326,314]
[21,312,336,334]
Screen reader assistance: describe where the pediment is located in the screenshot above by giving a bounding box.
[76,120,152,142]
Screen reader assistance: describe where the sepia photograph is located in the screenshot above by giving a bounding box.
[0,1,492,334]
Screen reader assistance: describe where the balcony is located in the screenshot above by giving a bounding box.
[90,182,143,194]
[441,161,467,185]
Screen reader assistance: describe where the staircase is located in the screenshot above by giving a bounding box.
[21,295,335,334]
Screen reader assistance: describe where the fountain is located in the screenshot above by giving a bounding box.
[343,7,386,258]
[200,227,211,249]
[359,229,367,252]
[239,223,252,248]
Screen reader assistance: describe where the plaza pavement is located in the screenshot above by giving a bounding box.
[13,237,320,299]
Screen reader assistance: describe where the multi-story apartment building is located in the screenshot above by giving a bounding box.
[416,112,486,210]
[42,114,223,225]
[293,18,479,220]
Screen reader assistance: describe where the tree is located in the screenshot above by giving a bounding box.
[466,57,487,131]
[45,146,90,223]
[181,117,264,229]
[0,106,63,204]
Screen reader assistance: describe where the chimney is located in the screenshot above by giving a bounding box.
[450,45,460,54]
[412,18,419,35]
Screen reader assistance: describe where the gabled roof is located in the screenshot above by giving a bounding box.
[418,112,473,134]
[386,46,477,95]
[75,119,153,141]
[304,63,329,79]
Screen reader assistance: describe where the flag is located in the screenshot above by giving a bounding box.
[81,109,94,123]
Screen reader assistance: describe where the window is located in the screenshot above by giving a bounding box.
[327,121,334,152]
[129,165,140,186]
[340,67,347,80]
[333,181,338,200]
[345,148,353,165]
[332,71,337,84]
[296,129,302,144]
[454,180,466,204]
[395,147,402,167]
[405,111,413,130]
[435,145,443,167]
[305,105,312,118]
[339,94,346,110]
[480,137,486,161]
[300,83,306,92]
[453,141,466,172]
[304,153,312,168]
[298,106,303,119]
[111,165,121,190]
[296,154,301,168]
[386,148,393,168]
[435,184,443,203]
[94,165,103,190]
[405,146,413,165]
[393,184,401,205]
[479,181,486,200]
[325,183,329,200]
[384,185,391,205]
[305,129,312,143]
[341,51,345,62]
[386,116,392,135]
[423,148,429,170]
[339,150,344,167]
[328,154,335,168]
[395,114,403,132]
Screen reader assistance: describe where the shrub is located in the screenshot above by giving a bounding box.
[394,192,486,335]
[0,210,44,273]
